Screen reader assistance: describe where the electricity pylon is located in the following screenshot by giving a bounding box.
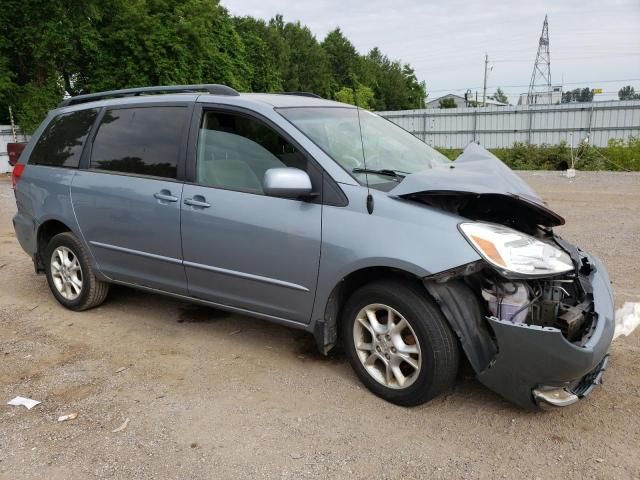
[527,15,552,104]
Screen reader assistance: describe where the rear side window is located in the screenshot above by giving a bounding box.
[90,107,187,179]
[29,108,98,168]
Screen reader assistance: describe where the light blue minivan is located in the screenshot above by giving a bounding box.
[12,85,614,409]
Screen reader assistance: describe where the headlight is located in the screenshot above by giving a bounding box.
[459,222,574,277]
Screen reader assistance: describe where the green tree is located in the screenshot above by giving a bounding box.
[579,88,595,102]
[492,88,508,104]
[402,65,427,109]
[360,48,426,110]
[233,16,282,92]
[334,84,375,109]
[562,87,594,103]
[77,0,251,93]
[618,85,640,100]
[0,2,428,130]
[272,19,332,97]
[0,0,256,132]
[321,28,358,96]
[439,97,457,109]
[0,0,99,129]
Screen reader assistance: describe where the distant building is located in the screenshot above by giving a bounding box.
[425,93,508,109]
[518,86,563,105]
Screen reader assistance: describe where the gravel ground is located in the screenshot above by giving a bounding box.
[0,171,639,480]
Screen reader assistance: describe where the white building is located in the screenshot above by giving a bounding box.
[517,86,563,105]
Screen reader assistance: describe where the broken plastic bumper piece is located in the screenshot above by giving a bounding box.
[533,354,609,408]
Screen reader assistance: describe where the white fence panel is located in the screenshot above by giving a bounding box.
[377,100,640,149]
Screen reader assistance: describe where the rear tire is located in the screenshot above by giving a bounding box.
[342,279,459,406]
[45,232,109,311]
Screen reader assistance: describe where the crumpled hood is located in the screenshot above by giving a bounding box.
[390,143,565,228]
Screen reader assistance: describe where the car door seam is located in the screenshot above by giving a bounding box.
[68,171,112,280]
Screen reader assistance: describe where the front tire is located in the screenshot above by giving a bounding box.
[342,279,459,406]
[45,232,109,311]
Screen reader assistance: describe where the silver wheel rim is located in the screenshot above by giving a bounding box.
[50,246,83,301]
[353,303,422,389]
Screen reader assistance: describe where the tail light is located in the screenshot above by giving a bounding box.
[12,164,25,189]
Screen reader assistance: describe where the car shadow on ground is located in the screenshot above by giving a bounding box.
[104,284,528,414]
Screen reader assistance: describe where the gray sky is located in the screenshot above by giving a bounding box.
[222,0,640,104]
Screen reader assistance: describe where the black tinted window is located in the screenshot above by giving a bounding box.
[30,109,98,167]
[197,111,310,194]
[91,107,187,179]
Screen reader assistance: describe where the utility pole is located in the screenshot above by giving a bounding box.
[482,53,488,107]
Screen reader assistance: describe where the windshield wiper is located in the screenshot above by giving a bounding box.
[351,168,408,179]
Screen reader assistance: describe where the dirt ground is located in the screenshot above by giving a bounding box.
[0,171,639,480]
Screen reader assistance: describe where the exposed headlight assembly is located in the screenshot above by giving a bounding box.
[459,222,574,277]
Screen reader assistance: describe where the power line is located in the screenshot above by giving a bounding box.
[492,53,640,63]
[426,78,640,94]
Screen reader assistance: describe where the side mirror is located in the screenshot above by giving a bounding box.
[263,168,313,198]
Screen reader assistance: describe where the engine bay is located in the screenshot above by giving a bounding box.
[478,274,596,344]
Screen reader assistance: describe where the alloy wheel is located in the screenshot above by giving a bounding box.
[352,303,422,389]
[50,246,83,301]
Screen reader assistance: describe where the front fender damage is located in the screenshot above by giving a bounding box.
[424,248,614,409]
[423,278,497,373]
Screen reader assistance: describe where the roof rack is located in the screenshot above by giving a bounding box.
[57,84,240,108]
[277,92,322,99]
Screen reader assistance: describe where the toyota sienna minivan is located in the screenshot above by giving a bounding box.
[12,84,614,409]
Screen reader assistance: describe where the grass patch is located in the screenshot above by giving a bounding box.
[436,137,640,171]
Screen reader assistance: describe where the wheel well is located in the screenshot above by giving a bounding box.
[36,220,71,272]
[316,267,424,354]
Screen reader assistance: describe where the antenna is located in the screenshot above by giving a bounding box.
[355,107,374,214]
[527,15,552,105]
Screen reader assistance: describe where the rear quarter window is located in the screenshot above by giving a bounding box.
[29,108,98,168]
[90,106,187,179]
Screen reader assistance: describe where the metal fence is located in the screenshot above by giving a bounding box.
[377,100,640,149]
[0,125,29,173]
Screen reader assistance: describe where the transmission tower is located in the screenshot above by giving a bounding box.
[527,15,551,104]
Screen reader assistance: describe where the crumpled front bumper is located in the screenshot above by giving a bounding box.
[476,252,615,409]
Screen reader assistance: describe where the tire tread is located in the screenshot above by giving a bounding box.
[342,278,459,406]
[45,232,109,311]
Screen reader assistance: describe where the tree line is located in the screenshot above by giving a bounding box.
[562,85,640,103]
[0,0,427,133]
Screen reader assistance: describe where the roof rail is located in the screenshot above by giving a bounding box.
[57,84,240,108]
[278,92,322,99]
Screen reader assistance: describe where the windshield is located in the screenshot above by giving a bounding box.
[278,107,449,186]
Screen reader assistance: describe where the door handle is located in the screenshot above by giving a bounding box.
[184,196,211,208]
[154,190,178,203]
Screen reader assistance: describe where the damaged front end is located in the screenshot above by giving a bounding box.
[401,145,615,409]
[425,237,614,409]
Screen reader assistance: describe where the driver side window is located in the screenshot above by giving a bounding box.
[196,111,310,194]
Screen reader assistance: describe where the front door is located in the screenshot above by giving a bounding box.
[71,105,189,294]
[180,108,322,322]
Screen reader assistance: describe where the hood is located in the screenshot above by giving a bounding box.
[390,143,565,229]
